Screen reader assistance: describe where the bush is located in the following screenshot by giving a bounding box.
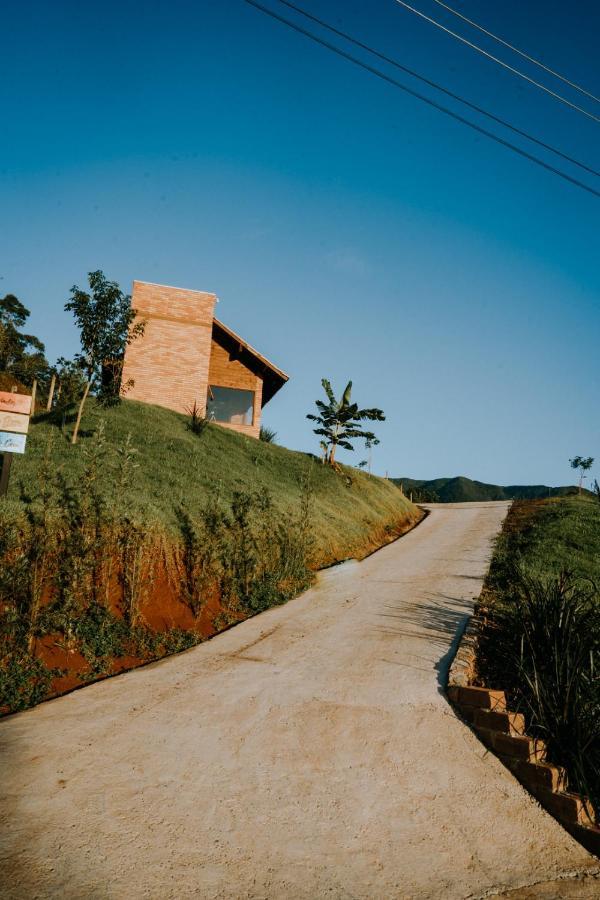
[259,426,277,444]
[478,569,600,817]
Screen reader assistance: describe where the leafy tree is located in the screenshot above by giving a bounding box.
[65,271,145,444]
[569,456,594,494]
[307,379,385,466]
[0,294,49,390]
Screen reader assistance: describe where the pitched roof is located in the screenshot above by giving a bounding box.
[212,318,289,405]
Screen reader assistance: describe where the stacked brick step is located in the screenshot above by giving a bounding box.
[448,685,600,856]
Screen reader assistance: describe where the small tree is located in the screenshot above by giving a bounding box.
[307,379,384,466]
[0,293,50,390]
[569,456,594,494]
[65,271,145,444]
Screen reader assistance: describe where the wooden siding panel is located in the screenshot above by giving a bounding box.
[208,338,263,438]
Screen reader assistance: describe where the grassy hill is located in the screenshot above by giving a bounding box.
[0,399,421,711]
[11,399,420,563]
[392,475,582,503]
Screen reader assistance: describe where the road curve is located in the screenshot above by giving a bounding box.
[1,502,597,899]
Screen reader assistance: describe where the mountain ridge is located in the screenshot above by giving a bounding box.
[391,475,585,503]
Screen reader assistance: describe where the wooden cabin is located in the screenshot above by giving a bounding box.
[121,281,288,438]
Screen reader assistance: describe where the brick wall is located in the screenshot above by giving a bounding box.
[121,281,217,416]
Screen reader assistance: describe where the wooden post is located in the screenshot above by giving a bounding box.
[0,453,12,497]
[46,373,56,411]
[30,379,37,412]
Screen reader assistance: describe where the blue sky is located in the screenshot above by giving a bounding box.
[2,0,599,485]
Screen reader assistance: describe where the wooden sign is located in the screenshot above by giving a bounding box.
[0,411,29,434]
[0,432,27,454]
[0,391,32,416]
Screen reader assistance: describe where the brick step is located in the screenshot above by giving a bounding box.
[472,708,525,735]
[502,757,567,793]
[447,685,506,711]
[565,822,600,857]
[476,727,547,762]
[448,681,598,856]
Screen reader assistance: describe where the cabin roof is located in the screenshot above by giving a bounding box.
[212,318,289,405]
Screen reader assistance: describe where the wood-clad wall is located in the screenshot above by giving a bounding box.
[207,338,263,438]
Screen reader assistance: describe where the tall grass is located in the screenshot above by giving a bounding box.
[0,423,316,712]
[477,499,600,818]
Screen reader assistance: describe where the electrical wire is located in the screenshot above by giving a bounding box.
[242,0,600,199]
[430,0,600,105]
[392,0,600,124]
[273,0,599,179]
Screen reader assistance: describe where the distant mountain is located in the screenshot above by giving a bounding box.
[391,475,583,503]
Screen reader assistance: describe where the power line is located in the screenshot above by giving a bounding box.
[392,0,600,125]
[242,0,600,199]
[430,0,600,105]
[273,0,599,179]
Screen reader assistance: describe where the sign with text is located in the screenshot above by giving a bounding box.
[0,391,32,416]
[0,432,27,454]
[0,411,30,434]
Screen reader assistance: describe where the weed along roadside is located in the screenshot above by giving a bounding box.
[0,399,423,714]
[447,495,600,855]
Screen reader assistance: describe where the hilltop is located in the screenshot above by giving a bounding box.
[392,475,582,503]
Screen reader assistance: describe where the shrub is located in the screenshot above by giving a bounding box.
[259,426,277,444]
[186,401,209,436]
[479,569,600,817]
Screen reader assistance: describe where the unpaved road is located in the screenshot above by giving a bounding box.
[1,502,597,899]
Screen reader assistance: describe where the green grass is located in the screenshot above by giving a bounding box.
[476,496,600,815]
[8,398,420,563]
[490,496,600,584]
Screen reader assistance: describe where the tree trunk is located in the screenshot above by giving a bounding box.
[46,373,56,411]
[30,379,37,412]
[71,379,92,445]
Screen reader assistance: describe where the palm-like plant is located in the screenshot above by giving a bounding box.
[307,379,385,465]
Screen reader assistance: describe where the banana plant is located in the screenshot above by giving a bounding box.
[307,378,384,465]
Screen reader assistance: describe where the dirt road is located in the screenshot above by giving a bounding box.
[1,502,597,899]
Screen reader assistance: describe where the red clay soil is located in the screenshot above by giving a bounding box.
[29,564,228,703]
[5,512,422,712]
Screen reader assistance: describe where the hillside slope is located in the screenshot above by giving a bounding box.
[393,475,581,503]
[12,399,421,564]
[0,399,422,711]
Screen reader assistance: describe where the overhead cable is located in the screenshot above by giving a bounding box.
[392,0,600,124]
[242,0,600,199]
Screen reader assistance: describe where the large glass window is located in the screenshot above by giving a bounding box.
[207,386,254,425]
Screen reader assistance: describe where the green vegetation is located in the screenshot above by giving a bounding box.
[64,270,145,443]
[0,293,50,397]
[12,398,417,554]
[307,379,384,465]
[259,426,277,444]
[394,475,582,503]
[569,455,594,494]
[0,398,420,712]
[476,497,600,817]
